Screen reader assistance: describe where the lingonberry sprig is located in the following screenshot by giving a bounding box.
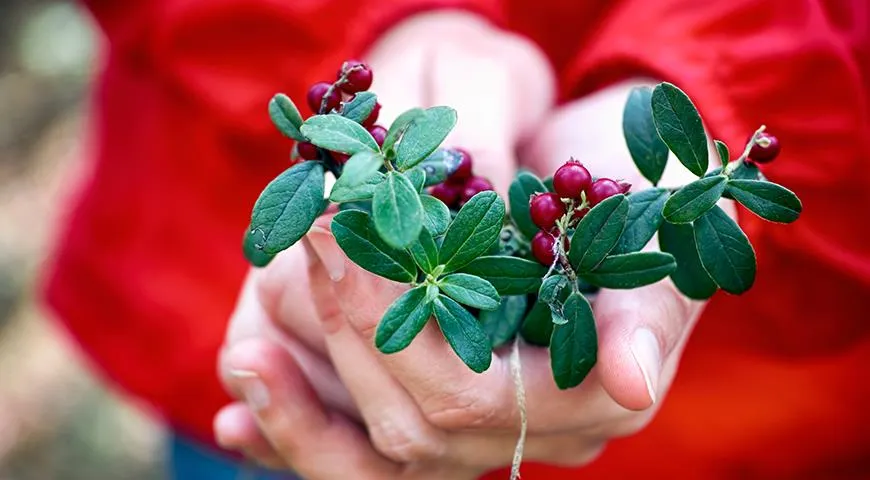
[246,64,802,395]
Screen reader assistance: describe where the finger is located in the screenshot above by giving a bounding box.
[594,280,702,410]
[224,338,400,479]
[303,236,448,464]
[214,403,288,470]
[306,222,521,431]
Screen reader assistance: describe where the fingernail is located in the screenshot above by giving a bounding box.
[629,328,661,405]
[306,230,345,282]
[231,369,270,411]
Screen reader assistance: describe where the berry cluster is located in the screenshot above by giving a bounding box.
[294,60,384,165]
[529,159,630,266]
[428,149,495,208]
[748,132,780,164]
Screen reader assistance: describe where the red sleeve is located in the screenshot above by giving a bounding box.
[45,0,503,446]
[563,0,870,345]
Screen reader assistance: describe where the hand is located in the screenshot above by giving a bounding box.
[216,11,554,478]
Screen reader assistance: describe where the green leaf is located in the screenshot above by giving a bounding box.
[569,194,629,272]
[250,161,325,254]
[268,94,306,141]
[459,256,546,295]
[404,168,426,193]
[581,252,676,289]
[340,92,377,124]
[508,172,548,240]
[725,180,802,223]
[420,195,450,236]
[550,293,597,389]
[658,221,717,299]
[543,176,554,192]
[300,114,379,154]
[520,300,553,346]
[433,295,492,373]
[439,273,501,311]
[729,161,763,181]
[395,106,457,170]
[651,82,708,176]
[614,188,669,253]
[409,228,439,274]
[439,192,506,272]
[538,274,569,304]
[372,171,424,249]
[375,286,433,354]
[329,171,384,203]
[693,205,756,294]
[336,151,384,188]
[417,149,452,186]
[383,108,424,154]
[331,210,417,283]
[715,140,730,164]
[623,86,669,185]
[480,295,528,348]
[242,227,276,267]
[663,175,727,224]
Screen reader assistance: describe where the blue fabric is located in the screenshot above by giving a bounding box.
[169,433,300,480]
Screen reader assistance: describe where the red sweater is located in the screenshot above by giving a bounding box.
[45,0,870,478]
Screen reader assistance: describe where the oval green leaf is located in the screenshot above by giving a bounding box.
[725,180,802,223]
[242,227,276,267]
[508,172,548,240]
[693,205,756,294]
[520,300,553,347]
[568,194,629,272]
[440,191,506,273]
[663,175,727,223]
[658,221,717,299]
[375,286,433,354]
[550,293,598,390]
[581,252,676,289]
[714,140,729,164]
[408,228,439,274]
[331,209,417,283]
[250,161,325,254]
[340,92,377,124]
[336,151,384,188]
[458,256,546,295]
[480,295,528,348]
[268,94,305,141]
[614,188,669,253]
[383,108,424,155]
[651,82,708,176]
[433,295,492,373]
[439,273,501,311]
[420,194,450,236]
[623,86,669,185]
[404,168,426,193]
[417,149,452,186]
[329,171,385,203]
[538,274,569,304]
[300,114,379,154]
[395,106,457,170]
[372,171,424,249]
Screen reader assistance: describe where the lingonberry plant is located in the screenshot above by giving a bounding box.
[244,62,802,390]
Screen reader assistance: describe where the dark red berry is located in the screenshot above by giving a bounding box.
[570,206,590,225]
[530,193,566,230]
[368,125,387,146]
[362,102,381,128]
[618,181,632,194]
[429,183,462,207]
[587,178,622,206]
[338,60,374,94]
[448,148,474,183]
[459,176,494,205]
[307,82,341,114]
[297,142,319,160]
[531,231,556,266]
[332,152,350,164]
[553,159,592,200]
[748,133,780,163]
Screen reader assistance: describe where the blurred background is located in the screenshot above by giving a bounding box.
[0,1,165,478]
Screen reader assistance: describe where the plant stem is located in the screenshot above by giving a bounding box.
[725,124,766,175]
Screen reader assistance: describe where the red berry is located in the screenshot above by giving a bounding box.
[368,125,387,146]
[429,183,462,207]
[307,82,341,114]
[338,60,373,94]
[618,181,632,194]
[297,142,319,160]
[748,133,780,163]
[362,102,381,128]
[587,178,622,206]
[553,160,592,200]
[531,231,556,266]
[332,152,350,164]
[447,148,474,183]
[459,176,494,205]
[530,193,566,230]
